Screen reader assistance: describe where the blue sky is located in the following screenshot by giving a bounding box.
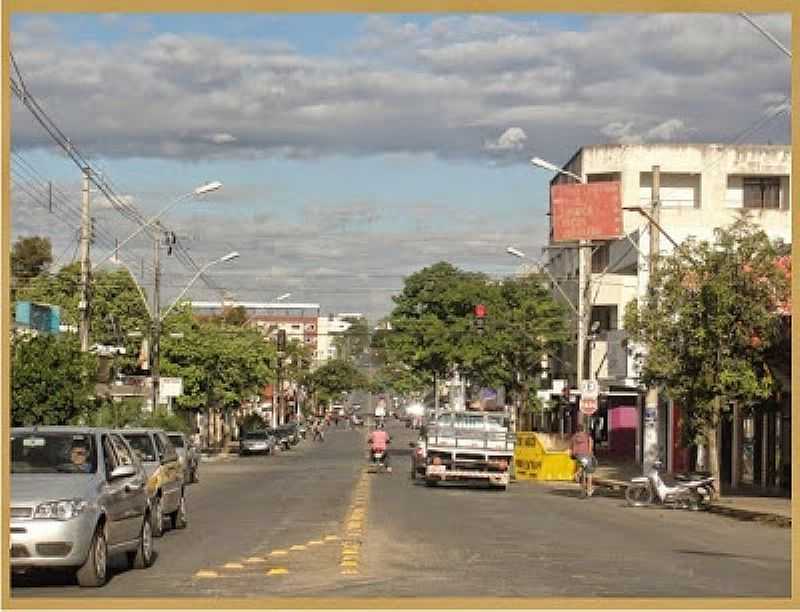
[10,12,790,318]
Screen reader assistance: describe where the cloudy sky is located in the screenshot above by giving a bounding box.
[10,13,791,321]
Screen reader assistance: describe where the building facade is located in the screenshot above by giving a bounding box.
[541,144,791,492]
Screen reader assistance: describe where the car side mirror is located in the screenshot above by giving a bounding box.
[109,465,137,480]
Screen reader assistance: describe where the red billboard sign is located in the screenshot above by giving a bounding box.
[551,181,623,242]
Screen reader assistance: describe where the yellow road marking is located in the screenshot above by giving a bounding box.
[267,568,289,576]
[324,535,340,541]
[340,560,359,568]
[341,568,359,575]
[290,545,307,551]
[308,540,324,546]
[195,570,219,578]
[245,557,265,564]
[223,562,244,569]
[270,550,288,556]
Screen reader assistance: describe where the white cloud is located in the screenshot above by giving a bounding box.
[484,126,527,152]
[207,132,237,144]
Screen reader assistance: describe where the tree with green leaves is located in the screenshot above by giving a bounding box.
[11,332,97,427]
[12,236,53,291]
[305,358,369,410]
[625,221,790,494]
[384,262,568,417]
[15,262,151,374]
[160,305,276,446]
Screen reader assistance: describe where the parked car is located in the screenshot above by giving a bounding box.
[118,429,186,537]
[239,430,275,456]
[167,432,199,484]
[11,427,155,587]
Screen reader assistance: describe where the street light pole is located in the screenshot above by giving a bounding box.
[151,228,162,413]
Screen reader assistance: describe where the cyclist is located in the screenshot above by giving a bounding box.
[570,423,595,497]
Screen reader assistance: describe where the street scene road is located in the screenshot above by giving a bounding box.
[12,421,790,598]
[7,11,792,605]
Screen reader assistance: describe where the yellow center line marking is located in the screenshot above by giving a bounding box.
[290,545,307,551]
[266,568,290,576]
[340,560,359,568]
[270,550,288,556]
[307,540,324,546]
[324,535,340,541]
[223,562,244,569]
[194,570,219,578]
[341,568,359,575]
[245,557,266,564]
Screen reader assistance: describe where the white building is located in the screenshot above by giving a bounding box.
[541,143,790,482]
[315,313,363,366]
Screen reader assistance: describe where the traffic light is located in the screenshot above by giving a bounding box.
[474,304,486,334]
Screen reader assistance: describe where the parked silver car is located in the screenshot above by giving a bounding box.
[11,427,155,587]
[239,430,275,455]
[167,432,199,484]
[118,429,186,537]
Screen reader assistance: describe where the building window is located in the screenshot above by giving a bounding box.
[591,244,610,273]
[291,324,301,330]
[590,305,617,332]
[587,172,620,183]
[743,177,780,209]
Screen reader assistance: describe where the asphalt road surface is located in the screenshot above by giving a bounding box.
[11,420,791,599]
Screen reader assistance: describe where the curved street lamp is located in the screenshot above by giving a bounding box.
[93,181,223,270]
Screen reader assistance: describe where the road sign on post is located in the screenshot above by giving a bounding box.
[579,398,598,416]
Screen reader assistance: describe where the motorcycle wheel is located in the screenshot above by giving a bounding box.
[625,483,653,507]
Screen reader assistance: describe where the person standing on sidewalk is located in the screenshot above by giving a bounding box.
[570,423,596,497]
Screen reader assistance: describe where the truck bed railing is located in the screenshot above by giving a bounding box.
[426,428,515,452]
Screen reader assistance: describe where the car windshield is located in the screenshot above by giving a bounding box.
[11,432,98,474]
[245,432,267,440]
[122,433,157,462]
[167,434,185,448]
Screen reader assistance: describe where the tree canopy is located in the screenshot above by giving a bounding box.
[625,221,790,489]
[382,261,568,411]
[11,333,97,427]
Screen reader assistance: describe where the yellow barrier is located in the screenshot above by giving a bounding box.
[514,432,577,481]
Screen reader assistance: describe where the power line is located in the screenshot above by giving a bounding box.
[10,50,227,297]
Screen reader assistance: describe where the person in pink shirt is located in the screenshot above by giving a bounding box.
[368,425,391,471]
[570,423,596,497]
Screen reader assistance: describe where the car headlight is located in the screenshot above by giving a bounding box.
[34,499,89,520]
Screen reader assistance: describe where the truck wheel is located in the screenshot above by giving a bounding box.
[77,523,108,587]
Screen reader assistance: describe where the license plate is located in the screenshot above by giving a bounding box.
[428,465,446,474]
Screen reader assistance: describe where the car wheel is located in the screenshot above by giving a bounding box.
[170,490,188,529]
[77,523,108,587]
[152,495,164,537]
[129,511,154,569]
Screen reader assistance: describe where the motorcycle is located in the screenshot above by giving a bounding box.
[625,461,715,510]
[368,448,391,473]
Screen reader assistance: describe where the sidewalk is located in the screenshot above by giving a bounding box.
[591,458,791,528]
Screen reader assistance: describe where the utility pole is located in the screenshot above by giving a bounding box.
[643,166,661,471]
[79,170,91,352]
[151,225,162,414]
